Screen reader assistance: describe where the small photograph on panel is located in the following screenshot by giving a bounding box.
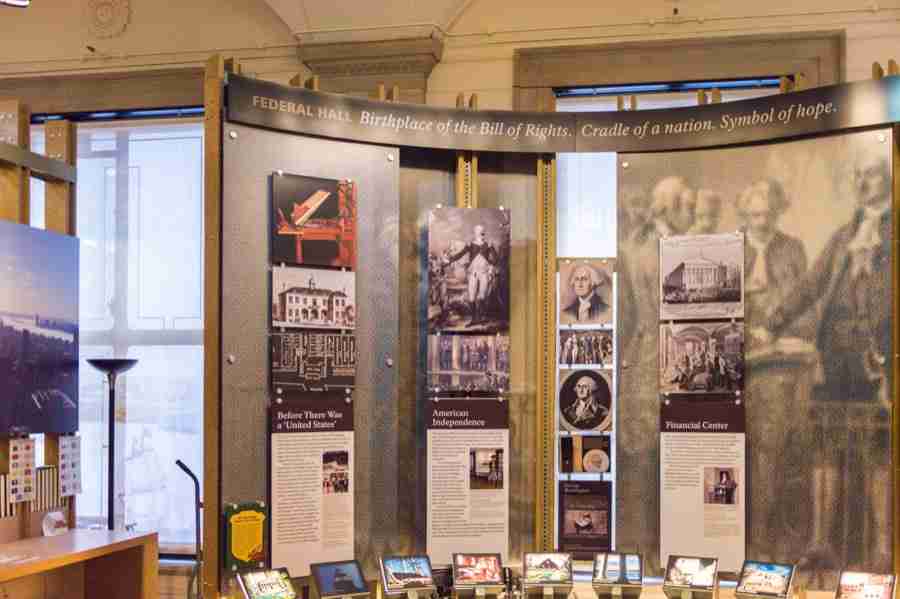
[665,556,718,589]
[524,553,573,585]
[659,232,744,320]
[559,330,614,368]
[659,321,744,396]
[272,266,355,330]
[558,259,615,327]
[558,369,612,433]
[427,207,511,334]
[322,450,349,495]
[426,334,510,394]
[703,467,739,506]
[469,447,503,490]
[271,173,357,269]
[736,561,794,597]
[836,572,895,599]
[271,330,356,395]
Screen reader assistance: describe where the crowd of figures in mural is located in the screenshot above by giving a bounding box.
[617,129,894,583]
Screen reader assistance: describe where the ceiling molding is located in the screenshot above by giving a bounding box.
[301,36,443,79]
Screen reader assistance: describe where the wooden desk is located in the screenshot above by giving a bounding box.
[0,529,158,599]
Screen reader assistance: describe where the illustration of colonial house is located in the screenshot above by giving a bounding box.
[276,276,353,328]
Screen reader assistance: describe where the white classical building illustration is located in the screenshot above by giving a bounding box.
[273,269,355,329]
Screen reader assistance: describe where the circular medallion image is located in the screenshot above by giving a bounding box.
[558,369,612,432]
[582,449,610,473]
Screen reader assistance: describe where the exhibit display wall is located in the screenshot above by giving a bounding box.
[205,64,900,597]
[616,129,894,585]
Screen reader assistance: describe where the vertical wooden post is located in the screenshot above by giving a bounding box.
[203,53,225,599]
[0,99,30,224]
[873,62,885,80]
[0,100,30,541]
[888,59,899,77]
[629,95,638,111]
[44,119,77,530]
[455,93,479,208]
[779,76,793,94]
[534,152,557,551]
[616,96,624,111]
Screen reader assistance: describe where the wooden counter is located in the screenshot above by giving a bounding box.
[0,529,158,599]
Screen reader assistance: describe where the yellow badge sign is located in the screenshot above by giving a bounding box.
[230,509,266,564]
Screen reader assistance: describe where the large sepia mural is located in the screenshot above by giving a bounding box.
[617,128,893,587]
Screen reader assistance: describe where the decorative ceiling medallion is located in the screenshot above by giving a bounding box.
[87,0,130,39]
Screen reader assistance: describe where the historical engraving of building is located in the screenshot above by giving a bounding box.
[272,266,355,330]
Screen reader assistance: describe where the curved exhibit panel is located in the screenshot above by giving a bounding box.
[616,127,894,585]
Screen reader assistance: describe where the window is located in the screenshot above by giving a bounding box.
[31,119,204,555]
[555,79,781,257]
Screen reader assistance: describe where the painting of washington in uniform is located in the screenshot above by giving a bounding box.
[427,207,510,333]
[558,259,614,327]
[659,233,744,320]
[617,128,893,586]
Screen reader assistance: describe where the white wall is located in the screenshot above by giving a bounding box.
[0,1,898,105]
[428,1,900,109]
[0,0,305,83]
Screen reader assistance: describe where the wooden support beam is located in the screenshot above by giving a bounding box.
[873,62,885,80]
[202,54,225,599]
[0,99,30,225]
[44,120,76,235]
[779,76,794,93]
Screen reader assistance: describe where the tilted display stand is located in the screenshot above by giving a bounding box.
[523,580,573,599]
[592,581,642,599]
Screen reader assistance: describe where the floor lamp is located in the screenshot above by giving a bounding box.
[86,358,138,531]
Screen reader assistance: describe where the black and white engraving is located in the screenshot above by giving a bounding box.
[559,330,614,368]
[427,207,510,333]
[659,321,745,396]
[272,266,355,330]
[558,369,613,433]
[558,259,614,327]
[426,334,509,394]
[659,233,744,320]
[271,330,356,394]
[617,129,893,582]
